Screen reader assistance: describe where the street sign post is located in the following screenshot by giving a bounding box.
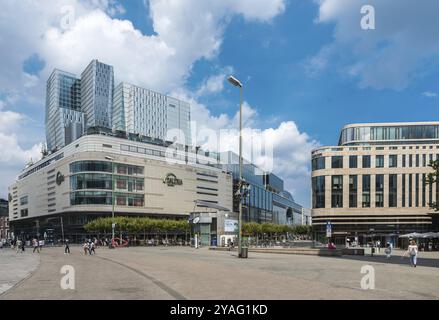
[326,222,332,238]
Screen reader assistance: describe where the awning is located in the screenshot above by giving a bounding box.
[398,232,439,238]
[399,232,424,238]
[193,200,231,212]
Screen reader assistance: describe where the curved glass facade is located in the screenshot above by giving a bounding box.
[69,161,145,207]
[339,124,439,145]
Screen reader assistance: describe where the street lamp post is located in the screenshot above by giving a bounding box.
[227,75,244,258]
[105,156,115,247]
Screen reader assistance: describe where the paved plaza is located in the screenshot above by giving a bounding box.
[1,246,439,300]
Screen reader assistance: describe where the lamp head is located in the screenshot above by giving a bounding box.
[227,75,243,88]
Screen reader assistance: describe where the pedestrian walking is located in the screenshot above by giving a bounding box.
[32,238,40,253]
[403,240,419,267]
[83,241,89,255]
[64,239,70,254]
[38,239,44,251]
[16,239,22,253]
[21,239,25,252]
[89,241,96,255]
[377,240,381,253]
[384,243,392,259]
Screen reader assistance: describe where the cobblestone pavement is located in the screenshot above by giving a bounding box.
[1,246,439,300]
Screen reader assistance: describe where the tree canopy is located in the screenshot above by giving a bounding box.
[84,217,190,234]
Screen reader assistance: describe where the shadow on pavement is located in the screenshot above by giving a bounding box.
[336,254,439,268]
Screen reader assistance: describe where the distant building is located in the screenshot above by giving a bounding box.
[113,83,192,146]
[81,59,114,129]
[311,121,439,246]
[44,60,192,151]
[45,70,83,151]
[301,208,312,226]
[220,151,303,225]
[0,199,9,239]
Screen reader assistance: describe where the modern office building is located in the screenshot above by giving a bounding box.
[9,132,233,243]
[81,60,114,130]
[220,151,303,225]
[45,60,192,151]
[0,199,9,240]
[311,122,439,246]
[113,83,192,145]
[45,70,83,151]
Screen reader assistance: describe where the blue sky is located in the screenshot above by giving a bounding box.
[1,0,439,207]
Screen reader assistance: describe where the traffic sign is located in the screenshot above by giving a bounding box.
[326,222,332,238]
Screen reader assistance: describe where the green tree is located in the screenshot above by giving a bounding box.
[427,159,439,211]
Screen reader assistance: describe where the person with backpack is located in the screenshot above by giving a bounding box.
[406,240,419,267]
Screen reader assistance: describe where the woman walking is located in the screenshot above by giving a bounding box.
[407,240,419,267]
[83,241,89,255]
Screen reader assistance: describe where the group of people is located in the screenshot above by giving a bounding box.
[373,240,419,267]
[32,238,43,253]
[83,239,97,255]
[9,238,43,253]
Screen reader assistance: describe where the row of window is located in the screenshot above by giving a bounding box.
[312,154,439,170]
[70,161,144,175]
[70,173,144,192]
[339,125,439,145]
[312,174,432,209]
[70,191,144,207]
[19,153,64,180]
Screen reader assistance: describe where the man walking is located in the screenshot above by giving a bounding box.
[64,239,70,254]
[89,240,96,255]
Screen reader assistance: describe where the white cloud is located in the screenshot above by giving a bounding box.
[0,109,42,198]
[196,67,234,97]
[422,91,438,98]
[309,0,439,90]
[0,133,41,164]
[170,88,318,206]
[0,110,24,132]
[0,0,287,104]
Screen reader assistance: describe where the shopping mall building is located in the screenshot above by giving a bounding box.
[311,122,439,246]
[9,132,234,243]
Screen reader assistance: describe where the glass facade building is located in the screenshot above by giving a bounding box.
[81,60,114,129]
[69,161,145,207]
[45,70,83,151]
[220,151,302,225]
[113,83,192,146]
